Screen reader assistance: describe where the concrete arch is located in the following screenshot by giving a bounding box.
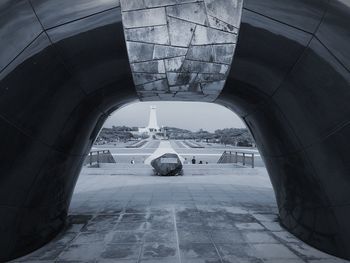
[1,0,350,261]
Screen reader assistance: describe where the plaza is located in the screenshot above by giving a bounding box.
[12,141,349,263]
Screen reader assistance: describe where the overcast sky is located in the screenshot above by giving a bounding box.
[103,102,245,132]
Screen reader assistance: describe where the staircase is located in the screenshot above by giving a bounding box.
[218,151,255,168]
[84,150,116,167]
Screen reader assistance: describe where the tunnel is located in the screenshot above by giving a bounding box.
[1,0,350,261]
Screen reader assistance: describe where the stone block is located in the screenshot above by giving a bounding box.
[204,0,243,28]
[153,45,187,59]
[207,15,238,33]
[132,73,166,85]
[122,8,167,28]
[167,72,197,86]
[171,83,201,92]
[131,60,166,74]
[145,0,200,8]
[192,25,237,45]
[196,73,226,82]
[213,44,235,64]
[182,60,229,74]
[168,17,195,47]
[126,42,154,63]
[164,56,186,72]
[125,25,170,45]
[145,0,178,7]
[169,85,190,92]
[187,45,214,62]
[167,2,208,26]
[137,79,168,91]
[120,0,146,11]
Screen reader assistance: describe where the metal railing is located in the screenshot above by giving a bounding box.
[84,150,115,167]
[217,151,255,168]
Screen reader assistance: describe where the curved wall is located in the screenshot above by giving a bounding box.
[0,1,137,260]
[217,0,350,258]
[0,0,350,261]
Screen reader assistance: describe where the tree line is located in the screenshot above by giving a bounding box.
[165,127,255,146]
[96,126,255,147]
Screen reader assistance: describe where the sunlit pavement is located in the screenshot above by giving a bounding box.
[13,165,349,263]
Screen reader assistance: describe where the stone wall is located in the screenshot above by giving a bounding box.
[120,0,243,102]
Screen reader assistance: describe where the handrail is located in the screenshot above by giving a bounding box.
[85,150,115,167]
[218,150,255,168]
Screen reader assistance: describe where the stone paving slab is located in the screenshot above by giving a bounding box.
[12,171,350,263]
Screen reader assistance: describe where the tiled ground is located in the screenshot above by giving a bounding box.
[13,168,349,263]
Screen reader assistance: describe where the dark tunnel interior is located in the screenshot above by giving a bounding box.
[0,0,350,261]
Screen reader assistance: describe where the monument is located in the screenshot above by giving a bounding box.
[137,106,165,139]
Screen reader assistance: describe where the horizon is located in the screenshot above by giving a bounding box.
[103,125,249,133]
[103,102,246,132]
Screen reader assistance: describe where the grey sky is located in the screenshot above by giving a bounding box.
[104,102,245,132]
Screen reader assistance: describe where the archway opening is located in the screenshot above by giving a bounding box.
[15,101,341,263]
[2,0,350,261]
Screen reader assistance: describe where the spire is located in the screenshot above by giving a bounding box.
[147,106,159,129]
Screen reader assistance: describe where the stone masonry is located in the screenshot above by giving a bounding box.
[120,0,243,102]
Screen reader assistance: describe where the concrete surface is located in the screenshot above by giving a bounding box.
[12,165,349,263]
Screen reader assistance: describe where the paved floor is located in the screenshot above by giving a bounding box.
[13,166,349,263]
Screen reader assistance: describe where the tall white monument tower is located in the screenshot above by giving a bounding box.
[137,106,164,138]
[146,106,160,132]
